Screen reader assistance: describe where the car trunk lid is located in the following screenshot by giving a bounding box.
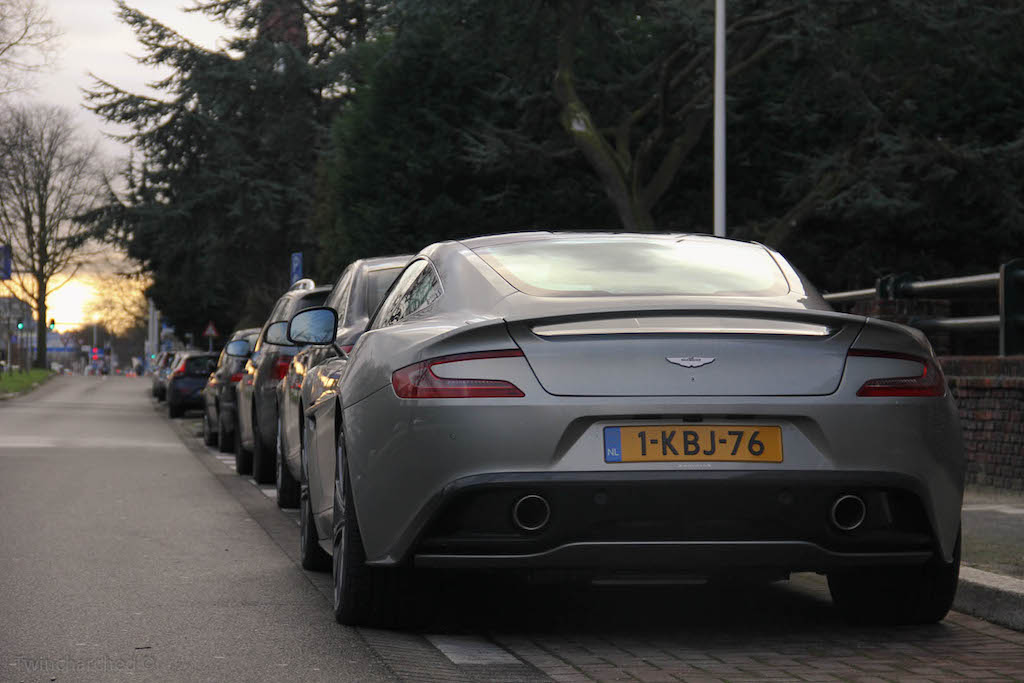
[505,308,865,397]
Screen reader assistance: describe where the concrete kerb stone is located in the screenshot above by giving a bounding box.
[955,566,1024,632]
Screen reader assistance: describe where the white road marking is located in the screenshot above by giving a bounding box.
[212,455,237,472]
[260,487,276,499]
[425,635,521,665]
[963,504,1024,515]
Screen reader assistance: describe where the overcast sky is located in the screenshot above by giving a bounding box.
[23,0,234,161]
[8,1,235,330]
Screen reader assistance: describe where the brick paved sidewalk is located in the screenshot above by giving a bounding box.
[484,575,1024,682]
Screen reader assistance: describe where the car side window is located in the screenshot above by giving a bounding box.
[371,260,442,330]
[403,263,442,317]
[327,266,355,326]
[254,299,288,352]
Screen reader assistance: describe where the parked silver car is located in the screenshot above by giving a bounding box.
[290,232,964,628]
[235,280,331,482]
[276,255,411,508]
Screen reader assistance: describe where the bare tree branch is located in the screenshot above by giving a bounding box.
[0,104,104,367]
[0,0,61,97]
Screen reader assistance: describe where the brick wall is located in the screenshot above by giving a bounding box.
[939,356,1024,491]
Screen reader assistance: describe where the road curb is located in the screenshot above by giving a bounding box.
[955,566,1024,632]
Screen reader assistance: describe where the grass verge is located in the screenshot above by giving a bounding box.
[0,369,54,396]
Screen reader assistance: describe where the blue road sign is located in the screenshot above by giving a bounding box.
[290,252,303,285]
[1,245,10,280]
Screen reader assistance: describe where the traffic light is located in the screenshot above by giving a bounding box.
[150,353,157,360]
[91,347,99,360]
[16,318,23,330]
[48,318,55,330]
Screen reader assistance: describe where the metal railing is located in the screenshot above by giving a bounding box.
[822,258,1024,356]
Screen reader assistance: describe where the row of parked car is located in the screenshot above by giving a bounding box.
[149,232,965,630]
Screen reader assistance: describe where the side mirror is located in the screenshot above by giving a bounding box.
[225,339,251,358]
[264,321,290,346]
[288,307,338,345]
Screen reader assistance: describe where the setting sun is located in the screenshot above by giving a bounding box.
[46,278,99,331]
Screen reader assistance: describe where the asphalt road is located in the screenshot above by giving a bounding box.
[0,376,392,683]
[3,376,1024,682]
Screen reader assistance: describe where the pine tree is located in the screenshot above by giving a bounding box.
[82,0,376,336]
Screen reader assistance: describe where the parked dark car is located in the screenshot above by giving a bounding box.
[235,280,331,482]
[157,351,185,402]
[275,255,411,508]
[201,327,260,452]
[151,351,176,401]
[166,351,219,418]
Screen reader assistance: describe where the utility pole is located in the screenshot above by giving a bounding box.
[713,0,727,238]
[148,299,159,371]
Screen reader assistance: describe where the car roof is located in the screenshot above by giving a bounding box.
[456,231,759,250]
[229,327,260,341]
[287,284,332,298]
[359,254,413,272]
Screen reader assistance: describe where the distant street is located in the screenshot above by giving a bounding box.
[3,376,1024,682]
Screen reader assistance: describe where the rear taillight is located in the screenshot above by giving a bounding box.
[392,350,526,399]
[340,344,354,354]
[172,359,186,379]
[229,372,243,383]
[273,356,293,381]
[848,349,945,397]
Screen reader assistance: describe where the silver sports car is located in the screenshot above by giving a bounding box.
[289,232,964,628]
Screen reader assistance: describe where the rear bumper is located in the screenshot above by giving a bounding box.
[416,541,932,571]
[344,382,965,568]
[407,471,939,572]
[168,380,206,408]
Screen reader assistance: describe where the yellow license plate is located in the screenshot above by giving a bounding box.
[604,426,783,463]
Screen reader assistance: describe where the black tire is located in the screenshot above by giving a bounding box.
[217,407,234,453]
[202,410,217,447]
[156,387,165,402]
[251,407,275,484]
[828,530,961,625]
[234,408,253,475]
[168,399,183,419]
[332,425,408,628]
[275,416,300,508]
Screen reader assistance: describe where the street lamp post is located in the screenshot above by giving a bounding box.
[713,0,727,238]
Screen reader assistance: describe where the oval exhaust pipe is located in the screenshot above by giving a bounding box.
[512,494,551,532]
[830,494,866,532]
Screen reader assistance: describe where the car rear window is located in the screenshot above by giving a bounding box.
[185,356,217,376]
[297,290,328,310]
[473,237,790,297]
[365,267,404,316]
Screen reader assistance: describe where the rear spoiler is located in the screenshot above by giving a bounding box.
[500,305,868,338]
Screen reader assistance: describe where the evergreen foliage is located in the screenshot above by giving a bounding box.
[83,0,355,338]
[312,20,609,280]
[327,0,1024,291]
[86,0,1024,320]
